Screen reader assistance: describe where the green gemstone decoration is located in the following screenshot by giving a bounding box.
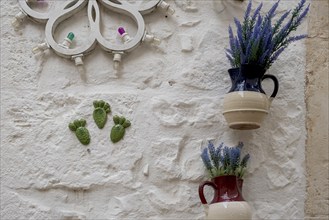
[68,119,90,145]
[67,32,75,41]
[110,115,131,143]
[93,100,111,129]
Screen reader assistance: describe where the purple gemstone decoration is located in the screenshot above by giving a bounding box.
[118,27,126,36]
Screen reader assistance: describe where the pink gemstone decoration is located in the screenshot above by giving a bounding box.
[118,27,126,36]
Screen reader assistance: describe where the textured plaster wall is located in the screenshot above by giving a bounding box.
[305,0,329,219]
[1,0,308,219]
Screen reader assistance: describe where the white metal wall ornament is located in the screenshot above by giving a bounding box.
[12,0,175,69]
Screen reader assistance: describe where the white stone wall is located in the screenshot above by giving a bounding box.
[1,0,308,219]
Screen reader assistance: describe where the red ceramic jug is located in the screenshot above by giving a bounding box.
[198,175,252,220]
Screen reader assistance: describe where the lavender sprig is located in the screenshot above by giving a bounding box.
[208,141,219,169]
[201,148,214,177]
[227,26,240,68]
[215,143,223,165]
[248,2,263,39]
[234,18,245,53]
[252,2,263,22]
[273,10,291,34]
[294,4,310,28]
[272,1,309,51]
[240,154,251,168]
[226,51,235,67]
[242,0,253,39]
[225,0,309,70]
[230,147,241,172]
[263,0,280,23]
[200,142,250,179]
[244,0,252,22]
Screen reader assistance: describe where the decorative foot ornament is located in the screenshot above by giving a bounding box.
[110,115,131,143]
[68,119,91,145]
[93,100,111,129]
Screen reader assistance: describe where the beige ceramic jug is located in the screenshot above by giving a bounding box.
[222,64,279,130]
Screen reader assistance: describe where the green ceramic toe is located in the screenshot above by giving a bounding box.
[93,100,111,129]
[110,115,131,143]
[68,119,90,145]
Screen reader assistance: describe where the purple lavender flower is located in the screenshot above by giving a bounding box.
[273,10,291,34]
[264,0,280,22]
[230,147,241,171]
[286,34,308,43]
[242,1,252,38]
[244,2,262,40]
[208,141,219,169]
[240,154,251,168]
[200,141,250,178]
[295,4,310,27]
[226,52,235,67]
[215,143,223,163]
[244,41,252,63]
[240,154,250,167]
[271,46,285,60]
[222,146,231,169]
[225,0,309,70]
[261,30,272,54]
[234,18,245,51]
[272,1,309,54]
[258,48,270,65]
[228,26,235,52]
[252,3,263,21]
[293,0,306,15]
[201,148,213,172]
[244,0,252,22]
[247,14,262,62]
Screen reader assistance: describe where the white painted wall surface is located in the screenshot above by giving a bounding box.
[1,0,307,219]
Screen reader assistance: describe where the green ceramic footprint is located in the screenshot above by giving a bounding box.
[68,119,90,145]
[110,115,131,143]
[93,100,111,129]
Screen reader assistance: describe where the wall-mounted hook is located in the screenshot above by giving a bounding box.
[72,54,84,66]
[113,52,123,70]
[143,33,161,45]
[12,11,27,28]
[157,1,175,15]
[32,41,49,54]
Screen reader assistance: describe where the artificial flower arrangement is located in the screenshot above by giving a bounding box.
[225,0,310,71]
[201,141,250,179]
[198,141,253,219]
[222,0,310,130]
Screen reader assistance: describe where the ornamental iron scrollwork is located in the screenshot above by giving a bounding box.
[12,0,175,69]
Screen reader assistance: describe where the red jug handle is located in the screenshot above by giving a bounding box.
[198,181,217,204]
